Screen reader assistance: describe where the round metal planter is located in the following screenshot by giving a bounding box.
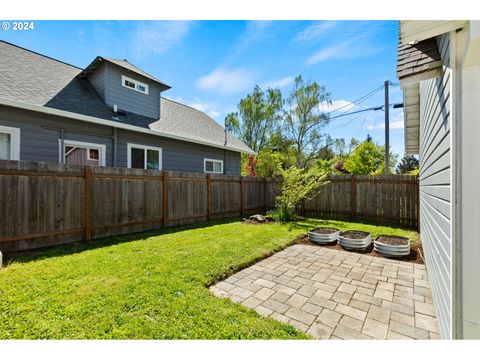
[374,235,411,257]
[338,231,372,250]
[307,228,340,244]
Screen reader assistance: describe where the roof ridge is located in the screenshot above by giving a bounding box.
[122,58,157,79]
[161,97,230,131]
[161,96,208,114]
[0,40,83,71]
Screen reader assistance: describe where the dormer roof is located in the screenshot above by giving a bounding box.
[80,56,171,91]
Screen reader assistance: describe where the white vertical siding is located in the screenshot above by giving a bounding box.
[418,33,452,339]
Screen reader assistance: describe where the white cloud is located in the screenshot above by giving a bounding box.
[293,21,338,44]
[133,21,191,57]
[306,41,353,65]
[230,21,272,59]
[367,112,404,130]
[166,96,221,119]
[189,102,220,119]
[196,67,256,95]
[264,76,294,89]
[318,100,355,113]
[304,21,385,66]
[306,40,381,65]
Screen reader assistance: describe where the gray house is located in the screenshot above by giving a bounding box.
[0,41,253,175]
[397,20,480,339]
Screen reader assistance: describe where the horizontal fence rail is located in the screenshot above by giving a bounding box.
[0,160,418,253]
[0,160,278,253]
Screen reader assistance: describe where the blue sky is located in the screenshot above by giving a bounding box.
[1,20,406,156]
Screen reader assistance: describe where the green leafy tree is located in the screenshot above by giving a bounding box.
[396,155,419,174]
[282,76,331,168]
[271,164,328,222]
[343,140,397,175]
[225,85,282,154]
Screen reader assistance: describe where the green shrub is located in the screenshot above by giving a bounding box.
[272,164,327,222]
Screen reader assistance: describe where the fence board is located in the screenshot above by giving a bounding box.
[0,160,419,253]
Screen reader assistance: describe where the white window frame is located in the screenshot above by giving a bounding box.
[58,139,106,166]
[204,158,223,174]
[0,125,21,160]
[121,75,149,95]
[127,143,162,170]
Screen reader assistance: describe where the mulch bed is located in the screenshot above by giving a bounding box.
[339,230,370,239]
[296,233,424,264]
[309,227,339,234]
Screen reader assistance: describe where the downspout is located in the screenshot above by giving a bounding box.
[224,124,227,175]
[60,129,65,164]
[113,127,118,167]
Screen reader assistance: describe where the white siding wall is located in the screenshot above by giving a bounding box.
[418,33,452,339]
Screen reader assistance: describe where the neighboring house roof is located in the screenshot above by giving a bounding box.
[153,98,252,154]
[0,40,253,154]
[80,56,171,91]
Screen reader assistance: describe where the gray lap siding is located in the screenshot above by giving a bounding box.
[0,105,241,175]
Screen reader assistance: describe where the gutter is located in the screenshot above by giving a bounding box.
[0,97,256,155]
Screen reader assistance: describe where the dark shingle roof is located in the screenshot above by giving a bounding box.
[154,98,253,154]
[0,40,253,154]
[397,36,442,80]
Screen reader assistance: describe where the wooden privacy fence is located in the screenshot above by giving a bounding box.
[302,175,419,228]
[0,160,418,254]
[0,160,278,253]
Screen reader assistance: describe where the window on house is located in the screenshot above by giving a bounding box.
[61,140,106,166]
[127,144,162,170]
[204,159,223,174]
[121,75,149,95]
[0,125,20,160]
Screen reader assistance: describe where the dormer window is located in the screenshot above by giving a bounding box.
[121,75,149,95]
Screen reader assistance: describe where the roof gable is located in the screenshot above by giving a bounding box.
[80,56,171,91]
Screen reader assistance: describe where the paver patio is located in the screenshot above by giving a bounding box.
[210,244,439,339]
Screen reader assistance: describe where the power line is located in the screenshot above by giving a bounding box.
[328,105,384,120]
[325,85,384,115]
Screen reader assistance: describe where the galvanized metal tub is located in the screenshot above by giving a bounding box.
[374,235,411,257]
[308,227,340,244]
[338,230,372,250]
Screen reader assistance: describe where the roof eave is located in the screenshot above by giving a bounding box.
[402,83,420,155]
[0,97,252,155]
[400,20,469,45]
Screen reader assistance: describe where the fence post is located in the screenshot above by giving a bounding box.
[207,174,212,220]
[240,176,244,217]
[163,171,168,228]
[351,176,357,219]
[84,165,92,241]
[263,177,267,212]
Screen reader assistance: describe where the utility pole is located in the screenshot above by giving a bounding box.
[384,80,390,175]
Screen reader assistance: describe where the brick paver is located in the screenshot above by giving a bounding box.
[210,244,439,340]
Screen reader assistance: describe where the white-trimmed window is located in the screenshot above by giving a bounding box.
[204,158,223,174]
[127,143,162,170]
[59,140,106,166]
[0,125,20,160]
[121,75,149,95]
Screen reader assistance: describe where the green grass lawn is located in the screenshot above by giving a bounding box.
[0,218,418,339]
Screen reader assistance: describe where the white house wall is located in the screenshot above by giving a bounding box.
[418,32,452,339]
